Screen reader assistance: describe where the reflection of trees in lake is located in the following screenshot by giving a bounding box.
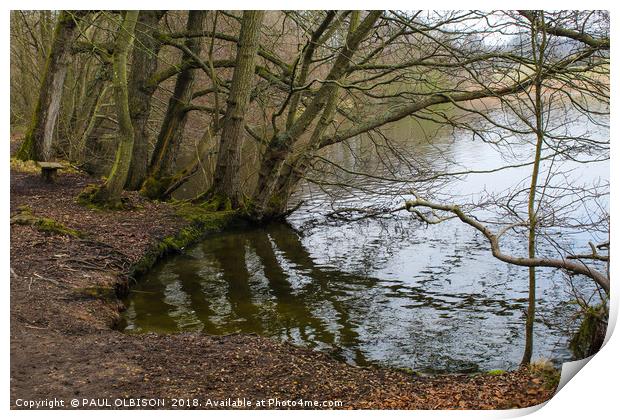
[207,234,265,334]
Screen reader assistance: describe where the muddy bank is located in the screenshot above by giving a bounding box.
[10,168,557,409]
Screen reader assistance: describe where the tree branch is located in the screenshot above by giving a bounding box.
[402,195,610,295]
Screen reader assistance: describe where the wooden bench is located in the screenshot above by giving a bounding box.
[37,161,65,183]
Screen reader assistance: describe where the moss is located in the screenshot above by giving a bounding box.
[140,176,164,199]
[77,184,102,207]
[173,200,233,224]
[570,304,607,359]
[77,184,125,210]
[11,158,81,176]
[268,194,284,210]
[241,194,289,222]
[11,207,82,237]
[195,193,234,211]
[128,201,241,280]
[34,217,82,237]
[190,190,235,212]
[10,158,40,173]
[486,369,506,376]
[14,204,32,213]
[15,126,37,161]
[395,367,420,376]
[12,158,81,177]
[140,176,174,200]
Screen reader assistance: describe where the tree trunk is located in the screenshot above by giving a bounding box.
[16,11,82,161]
[521,13,547,367]
[158,127,214,200]
[262,86,341,219]
[144,11,206,198]
[87,11,139,206]
[211,10,264,208]
[125,11,166,190]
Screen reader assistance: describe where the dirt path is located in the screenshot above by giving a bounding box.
[10,169,556,409]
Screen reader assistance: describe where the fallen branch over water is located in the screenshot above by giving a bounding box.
[400,195,610,295]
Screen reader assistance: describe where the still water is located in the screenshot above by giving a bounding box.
[122,114,608,373]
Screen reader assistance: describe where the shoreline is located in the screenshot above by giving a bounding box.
[10,168,557,409]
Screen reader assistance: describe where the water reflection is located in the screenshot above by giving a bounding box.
[123,219,589,372]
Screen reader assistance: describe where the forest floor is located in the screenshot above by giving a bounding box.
[10,164,559,410]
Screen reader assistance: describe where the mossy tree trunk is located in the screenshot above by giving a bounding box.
[16,11,82,161]
[87,11,139,206]
[210,10,264,208]
[144,11,206,198]
[125,11,167,190]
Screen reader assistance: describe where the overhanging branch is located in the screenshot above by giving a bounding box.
[402,195,610,295]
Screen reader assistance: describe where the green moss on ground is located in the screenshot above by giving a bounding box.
[10,158,40,173]
[486,369,506,376]
[129,201,239,279]
[190,191,234,212]
[11,206,83,237]
[76,184,98,204]
[11,158,80,174]
[77,184,126,210]
[140,176,171,200]
[394,367,421,377]
[35,217,82,236]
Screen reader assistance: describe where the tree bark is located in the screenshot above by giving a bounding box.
[16,11,82,161]
[144,11,206,198]
[210,10,264,208]
[269,86,341,217]
[125,11,166,190]
[88,11,139,206]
